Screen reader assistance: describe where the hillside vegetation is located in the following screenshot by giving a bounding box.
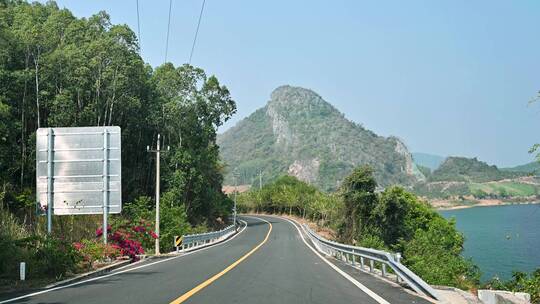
[412,152,445,171]
[237,167,480,290]
[502,161,540,175]
[412,157,539,202]
[430,157,523,183]
[0,1,234,286]
[218,85,421,191]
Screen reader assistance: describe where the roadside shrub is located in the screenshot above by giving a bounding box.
[357,234,386,250]
[159,192,192,252]
[97,222,157,260]
[484,270,540,303]
[123,196,153,221]
[0,206,29,279]
[33,236,82,279]
[73,239,120,268]
[402,217,480,289]
[340,167,481,289]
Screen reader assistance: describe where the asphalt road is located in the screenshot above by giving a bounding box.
[1,215,432,304]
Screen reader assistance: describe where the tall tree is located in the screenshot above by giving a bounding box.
[0,1,234,228]
[152,63,236,224]
[339,165,378,243]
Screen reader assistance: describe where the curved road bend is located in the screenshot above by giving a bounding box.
[2,215,432,304]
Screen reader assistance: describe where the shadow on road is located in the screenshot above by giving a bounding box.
[245,220,276,227]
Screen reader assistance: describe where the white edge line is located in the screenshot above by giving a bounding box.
[272,215,391,304]
[0,220,248,304]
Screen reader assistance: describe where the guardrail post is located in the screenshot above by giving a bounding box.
[360,257,365,269]
[369,260,374,273]
[395,253,402,283]
[352,254,356,266]
[382,264,387,277]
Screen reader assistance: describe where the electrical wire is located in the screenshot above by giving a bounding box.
[164,0,173,62]
[136,0,141,52]
[189,0,206,64]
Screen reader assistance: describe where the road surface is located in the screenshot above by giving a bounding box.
[1,215,432,304]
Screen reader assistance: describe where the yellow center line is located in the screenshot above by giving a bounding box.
[169,218,272,304]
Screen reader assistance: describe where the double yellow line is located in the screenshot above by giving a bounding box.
[169,218,272,304]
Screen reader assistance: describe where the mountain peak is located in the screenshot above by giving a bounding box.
[218,86,419,190]
[270,85,321,102]
[267,85,340,119]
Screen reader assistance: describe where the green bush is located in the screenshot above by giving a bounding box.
[109,194,196,254]
[74,239,120,268]
[402,217,480,289]
[159,192,194,252]
[484,269,540,303]
[33,236,82,279]
[340,166,480,289]
[236,175,344,228]
[0,207,82,281]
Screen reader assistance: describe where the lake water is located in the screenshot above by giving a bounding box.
[440,204,540,282]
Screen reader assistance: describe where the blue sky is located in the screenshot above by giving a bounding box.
[46,0,540,167]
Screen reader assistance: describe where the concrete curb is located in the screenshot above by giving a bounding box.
[44,259,131,289]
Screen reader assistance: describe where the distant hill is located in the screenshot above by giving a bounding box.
[412,152,445,171]
[501,161,540,175]
[412,157,539,202]
[217,85,422,191]
[430,157,523,183]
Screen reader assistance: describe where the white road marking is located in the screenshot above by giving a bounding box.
[274,215,391,304]
[0,220,248,304]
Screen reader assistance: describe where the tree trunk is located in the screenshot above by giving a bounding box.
[33,48,41,128]
[21,49,30,188]
[96,64,102,125]
[107,66,119,125]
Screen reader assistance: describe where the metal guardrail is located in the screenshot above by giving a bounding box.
[302,224,440,301]
[180,224,237,251]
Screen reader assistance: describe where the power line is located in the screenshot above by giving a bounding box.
[189,0,206,64]
[164,0,173,62]
[136,0,141,52]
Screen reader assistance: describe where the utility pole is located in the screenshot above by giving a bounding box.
[147,134,169,255]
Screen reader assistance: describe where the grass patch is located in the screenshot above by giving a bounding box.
[469,182,538,197]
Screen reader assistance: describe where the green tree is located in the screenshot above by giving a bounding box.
[339,166,480,289]
[0,0,235,238]
[152,63,236,225]
[339,165,378,243]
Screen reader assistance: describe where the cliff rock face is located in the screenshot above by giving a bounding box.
[218,85,421,190]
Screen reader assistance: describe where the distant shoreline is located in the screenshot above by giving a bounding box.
[435,200,540,211]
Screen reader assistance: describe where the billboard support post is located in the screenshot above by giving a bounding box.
[155,134,160,255]
[102,129,109,244]
[47,128,54,234]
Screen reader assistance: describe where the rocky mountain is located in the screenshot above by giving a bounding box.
[217,85,423,191]
[412,152,445,171]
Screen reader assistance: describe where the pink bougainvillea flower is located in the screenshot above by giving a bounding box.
[73,242,84,250]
